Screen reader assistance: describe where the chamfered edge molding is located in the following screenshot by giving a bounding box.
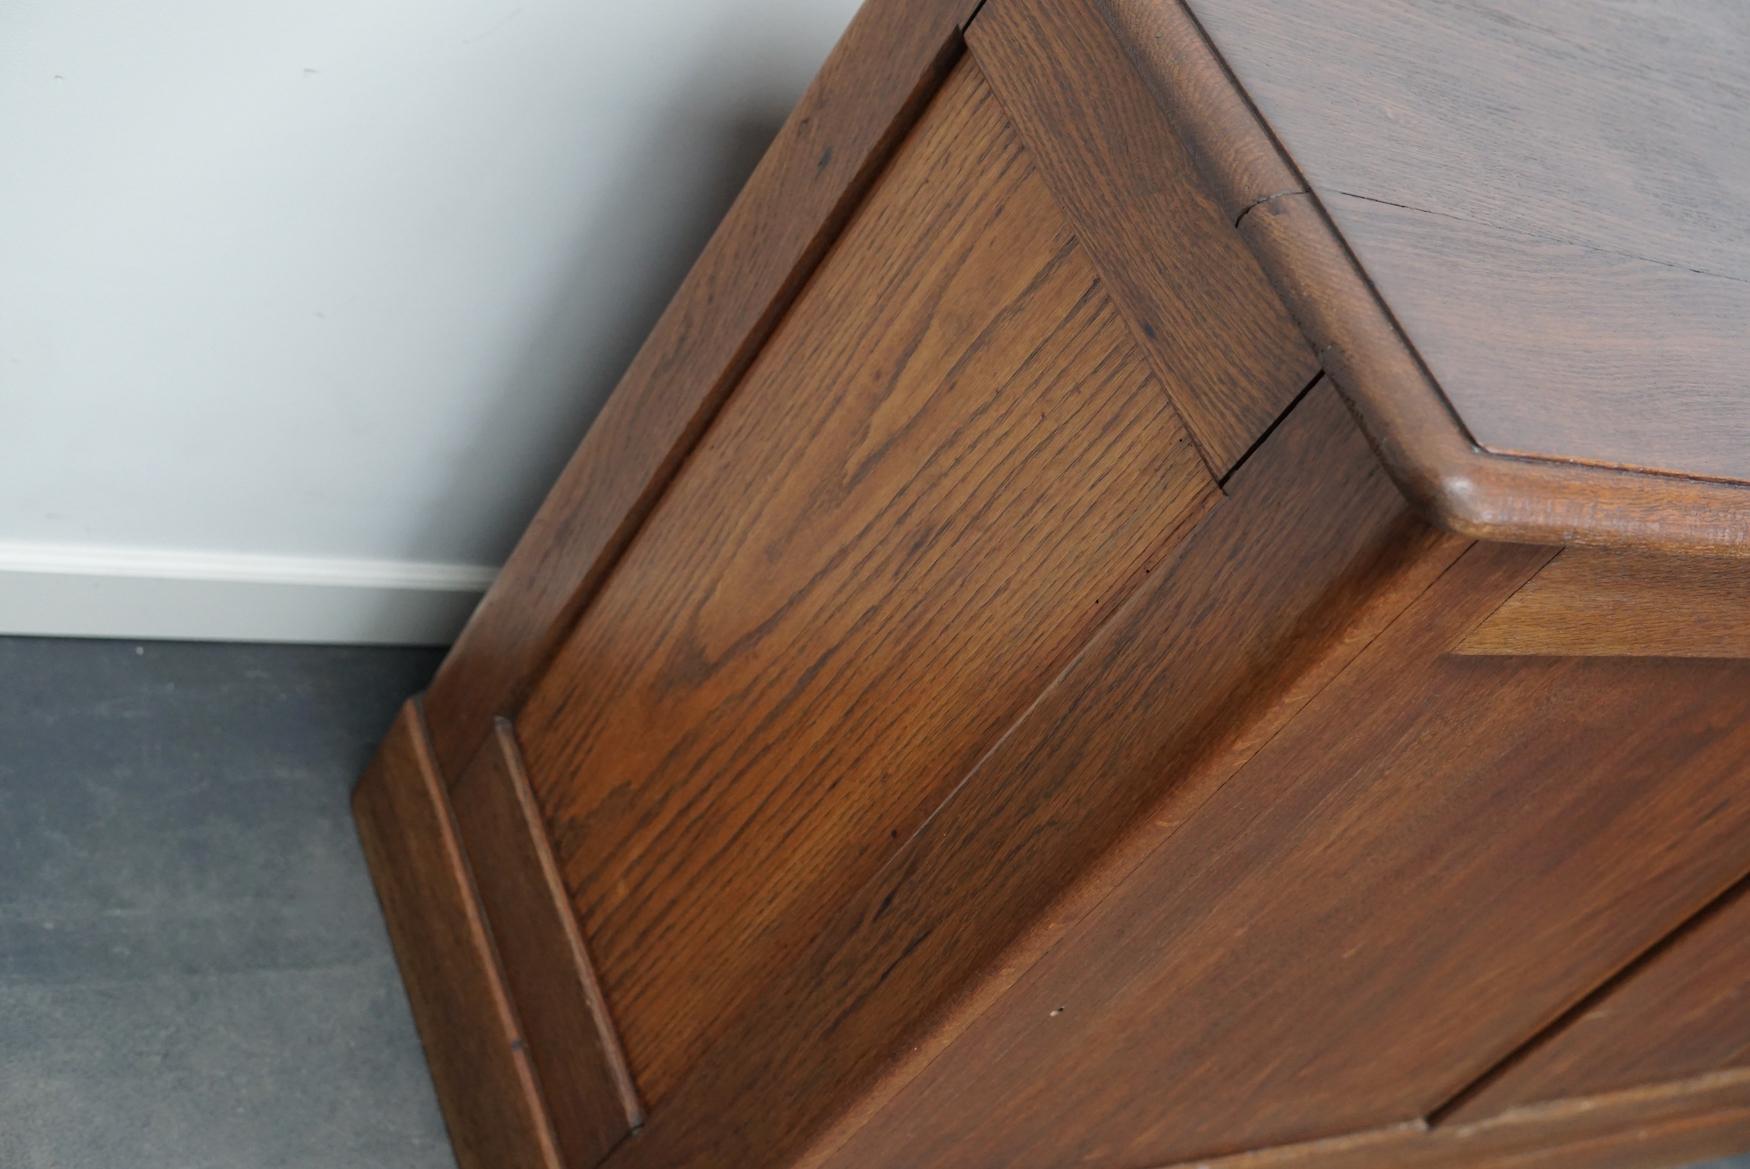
[0,540,497,646]
[1096,0,1750,556]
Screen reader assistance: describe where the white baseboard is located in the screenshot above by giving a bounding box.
[0,542,499,646]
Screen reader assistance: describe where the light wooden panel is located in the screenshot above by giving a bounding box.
[515,60,1217,1106]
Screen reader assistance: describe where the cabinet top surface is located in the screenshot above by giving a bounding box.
[1164,0,1750,509]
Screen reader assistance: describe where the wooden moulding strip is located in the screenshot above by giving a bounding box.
[1097,0,1750,555]
[450,719,644,1168]
[353,699,564,1169]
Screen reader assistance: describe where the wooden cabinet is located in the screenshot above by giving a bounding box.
[353,2,1750,1168]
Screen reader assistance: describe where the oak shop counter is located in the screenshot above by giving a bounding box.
[353,2,1750,1168]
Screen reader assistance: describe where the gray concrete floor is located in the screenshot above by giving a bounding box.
[0,636,451,1169]
[0,634,1744,1169]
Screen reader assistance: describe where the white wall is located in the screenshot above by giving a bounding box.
[0,0,861,643]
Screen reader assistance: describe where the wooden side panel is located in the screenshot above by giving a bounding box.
[517,61,1218,1106]
[1458,548,1750,658]
[353,701,560,1169]
[450,720,640,1169]
[1449,879,1750,1123]
[419,0,983,780]
[604,385,1470,1169]
[966,0,1314,475]
[829,544,1750,1169]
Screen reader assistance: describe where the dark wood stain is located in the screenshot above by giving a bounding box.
[1456,547,1750,658]
[1100,0,1750,550]
[515,60,1215,1108]
[1178,0,1750,497]
[1239,192,1750,551]
[1328,193,1750,485]
[829,542,1750,1169]
[352,1,1750,1167]
[599,385,1471,1169]
[1147,1072,1750,1169]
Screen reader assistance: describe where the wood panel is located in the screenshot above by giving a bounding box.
[1449,878,1750,1124]
[1458,548,1750,658]
[600,384,1471,1169]
[966,0,1314,475]
[517,61,1217,1107]
[353,701,560,1169]
[828,542,1750,1169]
[418,0,983,780]
[450,720,640,1169]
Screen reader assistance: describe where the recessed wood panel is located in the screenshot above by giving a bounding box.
[830,543,1750,1169]
[515,60,1216,1106]
[605,382,1468,1169]
[1449,878,1750,1123]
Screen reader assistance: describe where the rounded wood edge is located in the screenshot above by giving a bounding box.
[1094,0,1304,224]
[1101,0,1750,555]
[1240,193,1750,557]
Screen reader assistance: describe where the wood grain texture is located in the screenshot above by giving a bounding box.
[1458,548,1750,658]
[517,60,1217,1107]
[1185,0,1750,488]
[450,720,640,1169]
[966,0,1314,475]
[418,0,982,780]
[1184,0,1750,281]
[1448,878,1750,1125]
[1148,1071,1750,1169]
[1095,0,1305,223]
[1328,193,1750,485]
[829,541,1750,1169]
[352,701,561,1169]
[1098,0,1750,551]
[599,383,1472,1169]
[1239,193,1750,553]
